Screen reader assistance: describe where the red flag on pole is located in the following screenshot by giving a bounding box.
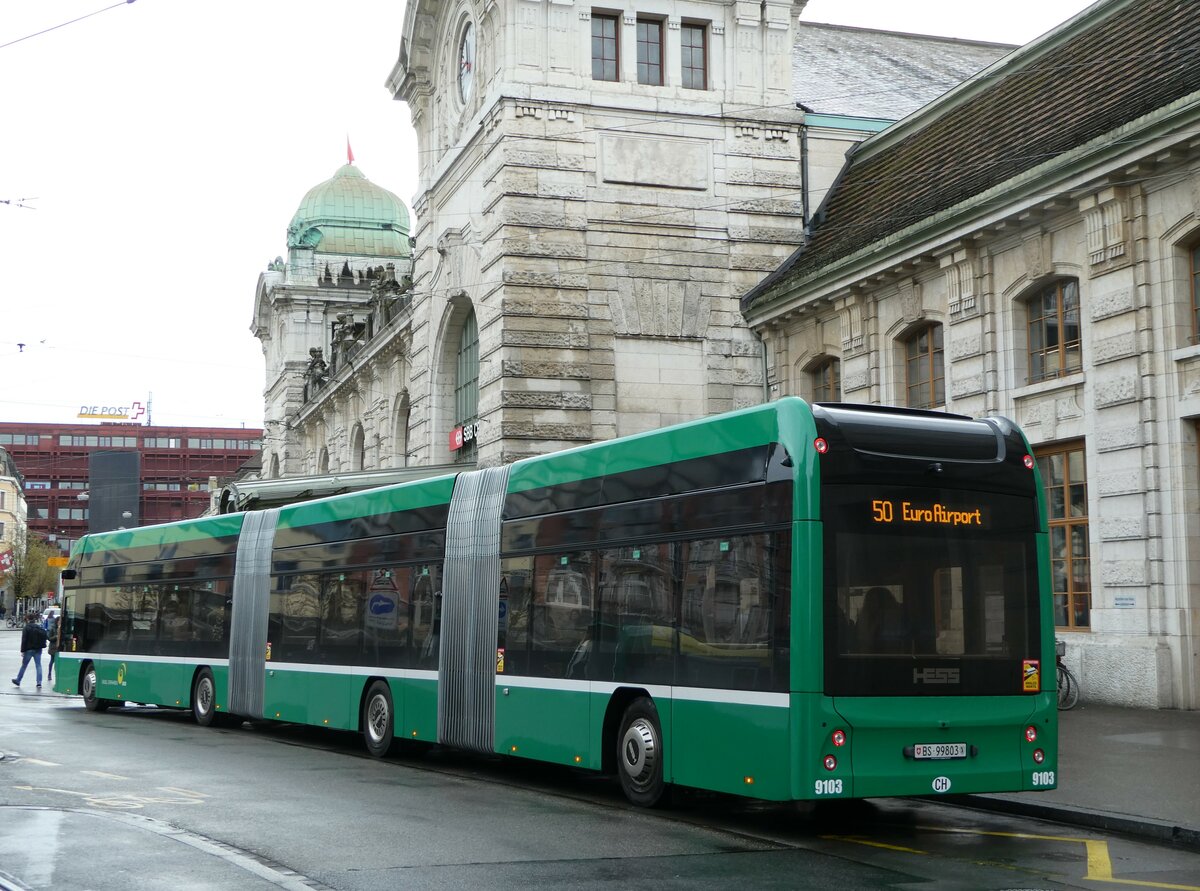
[347,137,355,164]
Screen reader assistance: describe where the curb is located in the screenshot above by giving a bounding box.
[944,794,1200,854]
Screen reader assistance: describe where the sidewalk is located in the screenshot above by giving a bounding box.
[963,703,1200,851]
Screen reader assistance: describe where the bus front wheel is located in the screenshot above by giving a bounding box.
[617,698,665,807]
[192,668,217,727]
[81,664,109,712]
[362,680,394,758]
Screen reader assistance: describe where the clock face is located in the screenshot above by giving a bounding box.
[458,23,475,103]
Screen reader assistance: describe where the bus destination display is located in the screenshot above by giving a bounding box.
[870,498,986,528]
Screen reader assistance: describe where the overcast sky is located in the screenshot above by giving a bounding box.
[0,0,1096,430]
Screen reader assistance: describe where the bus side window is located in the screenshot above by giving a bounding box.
[595,544,673,686]
[362,567,410,670]
[499,558,532,675]
[270,573,320,662]
[531,553,593,679]
[319,570,368,665]
[410,565,441,669]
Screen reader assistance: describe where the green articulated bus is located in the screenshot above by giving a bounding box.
[55,398,1058,806]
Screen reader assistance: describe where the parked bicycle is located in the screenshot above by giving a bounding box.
[1056,639,1080,710]
[4,614,21,629]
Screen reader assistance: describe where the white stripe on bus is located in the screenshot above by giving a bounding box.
[495,675,788,708]
[59,655,786,706]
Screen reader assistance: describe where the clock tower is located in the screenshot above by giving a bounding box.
[388,0,807,466]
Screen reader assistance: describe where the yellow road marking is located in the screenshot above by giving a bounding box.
[915,825,1200,891]
[21,758,61,767]
[81,770,128,780]
[821,835,929,855]
[158,787,208,799]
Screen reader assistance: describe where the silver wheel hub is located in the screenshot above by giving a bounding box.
[367,694,389,743]
[197,678,212,715]
[621,718,658,789]
[83,670,95,700]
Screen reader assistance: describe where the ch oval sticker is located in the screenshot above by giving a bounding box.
[932,776,952,793]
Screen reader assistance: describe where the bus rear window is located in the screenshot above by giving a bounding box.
[823,485,1041,697]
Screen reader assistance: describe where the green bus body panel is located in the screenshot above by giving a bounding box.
[826,696,1057,798]
[505,398,821,519]
[671,698,791,799]
[791,521,824,694]
[403,677,439,742]
[276,475,457,530]
[72,514,245,558]
[494,684,592,767]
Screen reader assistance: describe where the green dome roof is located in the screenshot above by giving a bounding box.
[287,164,411,258]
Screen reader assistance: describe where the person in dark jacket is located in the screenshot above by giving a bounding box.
[12,613,48,690]
[46,615,60,683]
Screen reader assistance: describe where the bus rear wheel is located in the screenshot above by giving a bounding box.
[617,698,665,807]
[81,664,109,712]
[192,668,217,727]
[362,680,394,758]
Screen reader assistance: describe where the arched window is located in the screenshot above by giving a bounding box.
[1190,243,1200,343]
[903,323,944,409]
[268,453,280,479]
[455,309,479,427]
[350,424,366,472]
[1027,279,1081,383]
[318,447,329,474]
[811,357,840,403]
[394,394,411,466]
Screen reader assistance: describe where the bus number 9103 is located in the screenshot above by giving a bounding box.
[815,779,844,795]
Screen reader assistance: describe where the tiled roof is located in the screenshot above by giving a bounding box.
[793,22,1013,120]
[750,0,1200,309]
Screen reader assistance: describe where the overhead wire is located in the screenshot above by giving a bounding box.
[0,0,137,52]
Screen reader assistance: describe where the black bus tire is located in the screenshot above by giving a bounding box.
[192,668,217,727]
[81,663,109,712]
[362,680,394,758]
[617,697,666,807]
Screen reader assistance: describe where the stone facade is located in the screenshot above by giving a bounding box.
[742,0,1200,708]
[387,0,811,467]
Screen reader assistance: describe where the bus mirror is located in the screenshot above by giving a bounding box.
[61,569,77,580]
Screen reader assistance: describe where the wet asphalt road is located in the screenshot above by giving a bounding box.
[2,687,1199,890]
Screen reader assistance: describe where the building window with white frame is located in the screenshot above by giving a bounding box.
[592,13,619,81]
[637,18,663,85]
[681,22,707,89]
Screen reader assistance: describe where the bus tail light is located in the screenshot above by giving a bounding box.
[1025,725,1037,742]
[1032,749,1045,764]
[823,754,837,771]
[814,437,829,454]
[832,729,846,747]
[1023,454,1035,469]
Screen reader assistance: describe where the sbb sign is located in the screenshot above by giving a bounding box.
[449,422,479,452]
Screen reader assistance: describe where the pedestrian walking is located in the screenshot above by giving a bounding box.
[11,612,48,691]
[46,614,60,683]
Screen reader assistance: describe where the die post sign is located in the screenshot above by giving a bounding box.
[77,401,146,421]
